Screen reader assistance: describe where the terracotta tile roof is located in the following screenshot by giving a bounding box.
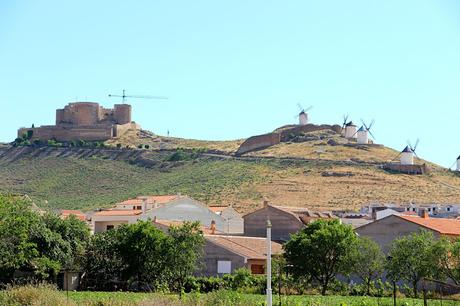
[208,206,228,213]
[205,235,283,260]
[93,210,143,216]
[398,215,460,236]
[60,210,86,221]
[118,195,179,205]
[272,205,336,224]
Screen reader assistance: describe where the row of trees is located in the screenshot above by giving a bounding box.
[3,194,460,296]
[0,195,204,293]
[284,219,460,297]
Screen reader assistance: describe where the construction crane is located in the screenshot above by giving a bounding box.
[108,89,168,103]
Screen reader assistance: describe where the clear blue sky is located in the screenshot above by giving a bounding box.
[1,1,459,167]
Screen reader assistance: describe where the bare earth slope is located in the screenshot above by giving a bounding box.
[1,128,460,213]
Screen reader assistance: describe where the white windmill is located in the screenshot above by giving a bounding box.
[342,116,357,139]
[296,104,313,126]
[353,119,375,144]
[399,139,419,165]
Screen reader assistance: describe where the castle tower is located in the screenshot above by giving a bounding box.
[114,104,132,125]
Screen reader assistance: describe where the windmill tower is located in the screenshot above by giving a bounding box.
[400,139,419,165]
[356,119,375,144]
[296,104,313,126]
[344,121,357,139]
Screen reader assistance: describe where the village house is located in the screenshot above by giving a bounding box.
[356,210,460,252]
[243,201,335,242]
[90,195,243,234]
[58,209,87,221]
[200,235,282,276]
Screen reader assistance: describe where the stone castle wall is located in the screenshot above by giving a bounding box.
[236,124,342,155]
[236,133,281,155]
[18,125,114,142]
[19,102,136,142]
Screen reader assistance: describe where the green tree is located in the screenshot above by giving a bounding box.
[117,221,169,290]
[283,219,357,295]
[165,221,205,295]
[0,195,40,280]
[386,230,438,298]
[42,213,90,271]
[349,236,385,295]
[83,229,126,290]
[431,236,460,285]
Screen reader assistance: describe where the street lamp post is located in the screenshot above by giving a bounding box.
[266,219,272,306]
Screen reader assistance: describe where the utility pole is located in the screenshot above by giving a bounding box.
[266,219,273,306]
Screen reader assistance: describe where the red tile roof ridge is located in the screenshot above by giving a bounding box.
[397,215,460,235]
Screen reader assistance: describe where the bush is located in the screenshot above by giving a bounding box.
[0,283,75,306]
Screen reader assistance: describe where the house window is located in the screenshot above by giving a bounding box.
[217,261,232,274]
[413,208,416,212]
[136,205,142,210]
[106,225,115,231]
[448,207,451,212]
[251,264,265,275]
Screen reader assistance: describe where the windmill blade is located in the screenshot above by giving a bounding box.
[391,152,402,162]
[297,103,304,112]
[413,139,420,151]
[360,119,368,131]
[351,130,359,138]
[368,130,376,140]
[305,105,313,112]
[368,119,375,131]
[342,114,349,128]
[449,160,457,170]
[407,140,413,150]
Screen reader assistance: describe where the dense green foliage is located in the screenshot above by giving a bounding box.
[385,230,440,298]
[348,237,385,295]
[83,220,205,292]
[284,219,358,295]
[0,194,90,281]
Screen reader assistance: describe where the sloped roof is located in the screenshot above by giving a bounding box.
[402,146,413,153]
[153,219,222,235]
[205,235,282,260]
[397,215,460,236]
[60,210,86,221]
[93,210,143,216]
[243,204,335,225]
[208,206,228,213]
[358,126,366,132]
[118,195,179,206]
[346,121,356,127]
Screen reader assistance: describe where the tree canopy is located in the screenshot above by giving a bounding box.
[283,219,357,295]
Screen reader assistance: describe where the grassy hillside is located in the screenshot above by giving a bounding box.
[2,127,460,213]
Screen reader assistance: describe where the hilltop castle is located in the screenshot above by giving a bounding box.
[18,102,139,142]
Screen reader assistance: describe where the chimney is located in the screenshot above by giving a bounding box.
[210,220,216,235]
[141,198,147,214]
[419,208,429,219]
[263,199,269,208]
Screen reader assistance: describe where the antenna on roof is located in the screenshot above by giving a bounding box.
[108,89,168,103]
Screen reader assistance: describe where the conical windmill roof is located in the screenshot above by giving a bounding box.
[402,146,413,153]
[346,121,356,127]
[299,110,306,115]
[457,155,460,160]
[357,126,366,132]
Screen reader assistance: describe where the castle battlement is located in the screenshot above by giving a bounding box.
[18,102,139,142]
